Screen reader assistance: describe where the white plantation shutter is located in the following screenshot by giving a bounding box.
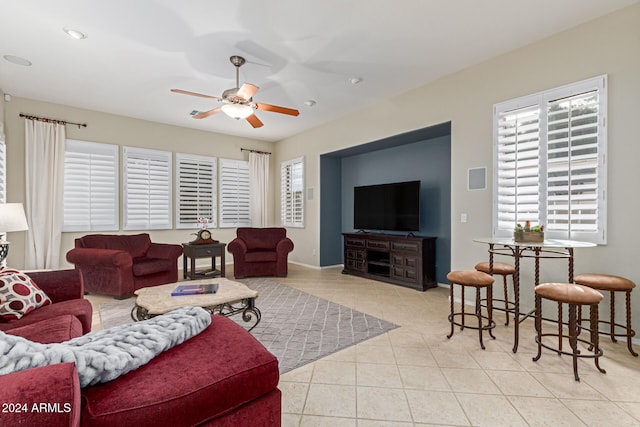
[0,138,4,256]
[63,139,119,231]
[281,157,304,227]
[493,75,607,244]
[218,158,250,228]
[176,153,217,229]
[495,104,541,231]
[546,90,601,237]
[0,139,5,203]
[124,147,172,230]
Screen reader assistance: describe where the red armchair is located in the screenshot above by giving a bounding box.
[0,269,92,335]
[228,228,294,279]
[66,233,183,299]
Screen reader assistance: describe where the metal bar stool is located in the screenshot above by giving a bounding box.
[475,261,516,326]
[574,273,637,357]
[447,270,496,349]
[533,282,606,381]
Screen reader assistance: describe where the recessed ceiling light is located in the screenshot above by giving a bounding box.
[3,55,32,66]
[304,100,317,107]
[349,77,363,85]
[63,27,87,40]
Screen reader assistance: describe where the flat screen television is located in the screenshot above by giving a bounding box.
[353,180,420,232]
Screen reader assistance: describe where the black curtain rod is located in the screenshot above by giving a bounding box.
[19,113,87,128]
[241,148,271,155]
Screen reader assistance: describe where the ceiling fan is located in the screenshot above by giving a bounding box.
[171,55,299,128]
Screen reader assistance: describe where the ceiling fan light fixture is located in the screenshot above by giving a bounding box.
[221,103,253,120]
[63,27,87,40]
[3,55,32,66]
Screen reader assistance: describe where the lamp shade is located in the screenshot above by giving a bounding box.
[0,203,29,233]
[221,103,253,119]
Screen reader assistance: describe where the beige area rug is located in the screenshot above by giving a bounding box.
[99,278,398,373]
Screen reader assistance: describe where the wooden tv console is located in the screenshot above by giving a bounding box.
[342,232,437,291]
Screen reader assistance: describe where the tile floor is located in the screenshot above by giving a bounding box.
[87,264,640,426]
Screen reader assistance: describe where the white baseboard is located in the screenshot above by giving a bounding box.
[288,260,343,270]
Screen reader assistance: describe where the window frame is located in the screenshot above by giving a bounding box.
[123,146,172,231]
[493,75,607,244]
[280,156,305,228]
[62,139,119,232]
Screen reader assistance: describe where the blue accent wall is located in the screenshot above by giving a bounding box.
[319,156,343,266]
[340,136,451,284]
[319,123,451,285]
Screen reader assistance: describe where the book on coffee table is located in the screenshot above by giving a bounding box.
[171,283,219,296]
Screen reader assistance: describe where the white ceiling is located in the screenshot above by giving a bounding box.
[1,0,637,142]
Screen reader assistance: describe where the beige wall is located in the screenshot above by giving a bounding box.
[275,5,640,323]
[2,5,639,332]
[3,96,275,269]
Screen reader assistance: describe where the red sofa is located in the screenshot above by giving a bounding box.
[1,315,281,427]
[1,266,281,427]
[0,269,92,335]
[228,227,294,278]
[66,233,183,299]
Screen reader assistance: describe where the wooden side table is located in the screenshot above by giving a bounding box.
[182,242,226,280]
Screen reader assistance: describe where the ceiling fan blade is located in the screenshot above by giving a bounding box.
[171,89,221,100]
[246,114,264,128]
[192,107,222,119]
[237,83,259,100]
[256,103,300,116]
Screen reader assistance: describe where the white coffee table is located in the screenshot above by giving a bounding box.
[131,278,261,331]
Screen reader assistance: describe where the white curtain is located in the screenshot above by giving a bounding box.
[24,119,66,269]
[249,151,270,227]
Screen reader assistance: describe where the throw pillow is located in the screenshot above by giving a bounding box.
[0,268,52,321]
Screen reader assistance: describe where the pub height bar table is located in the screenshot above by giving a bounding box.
[473,237,596,353]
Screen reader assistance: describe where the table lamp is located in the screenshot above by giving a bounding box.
[0,203,29,264]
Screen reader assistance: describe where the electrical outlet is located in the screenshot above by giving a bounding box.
[461,213,468,223]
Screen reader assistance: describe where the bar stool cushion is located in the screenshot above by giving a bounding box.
[574,273,636,292]
[535,283,603,305]
[474,262,515,276]
[447,270,494,287]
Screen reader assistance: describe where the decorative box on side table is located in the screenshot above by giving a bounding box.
[182,242,226,280]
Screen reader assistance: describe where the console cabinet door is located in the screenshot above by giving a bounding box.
[391,254,419,283]
[345,248,366,272]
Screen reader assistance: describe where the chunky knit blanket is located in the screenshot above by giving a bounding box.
[0,306,211,387]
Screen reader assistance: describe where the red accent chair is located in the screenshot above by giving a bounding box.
[0,269,92,335]
[228,228,294,278]
[66,233,183,299]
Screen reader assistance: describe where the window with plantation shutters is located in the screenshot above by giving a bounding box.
[0,138,5,204]
[0,137,5,253]
[123,147,172,230]
[493,75,607,244]
[176,153,217,229]
[281,157,304,228]
[63,139,119,231]
[218,158,250,228]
